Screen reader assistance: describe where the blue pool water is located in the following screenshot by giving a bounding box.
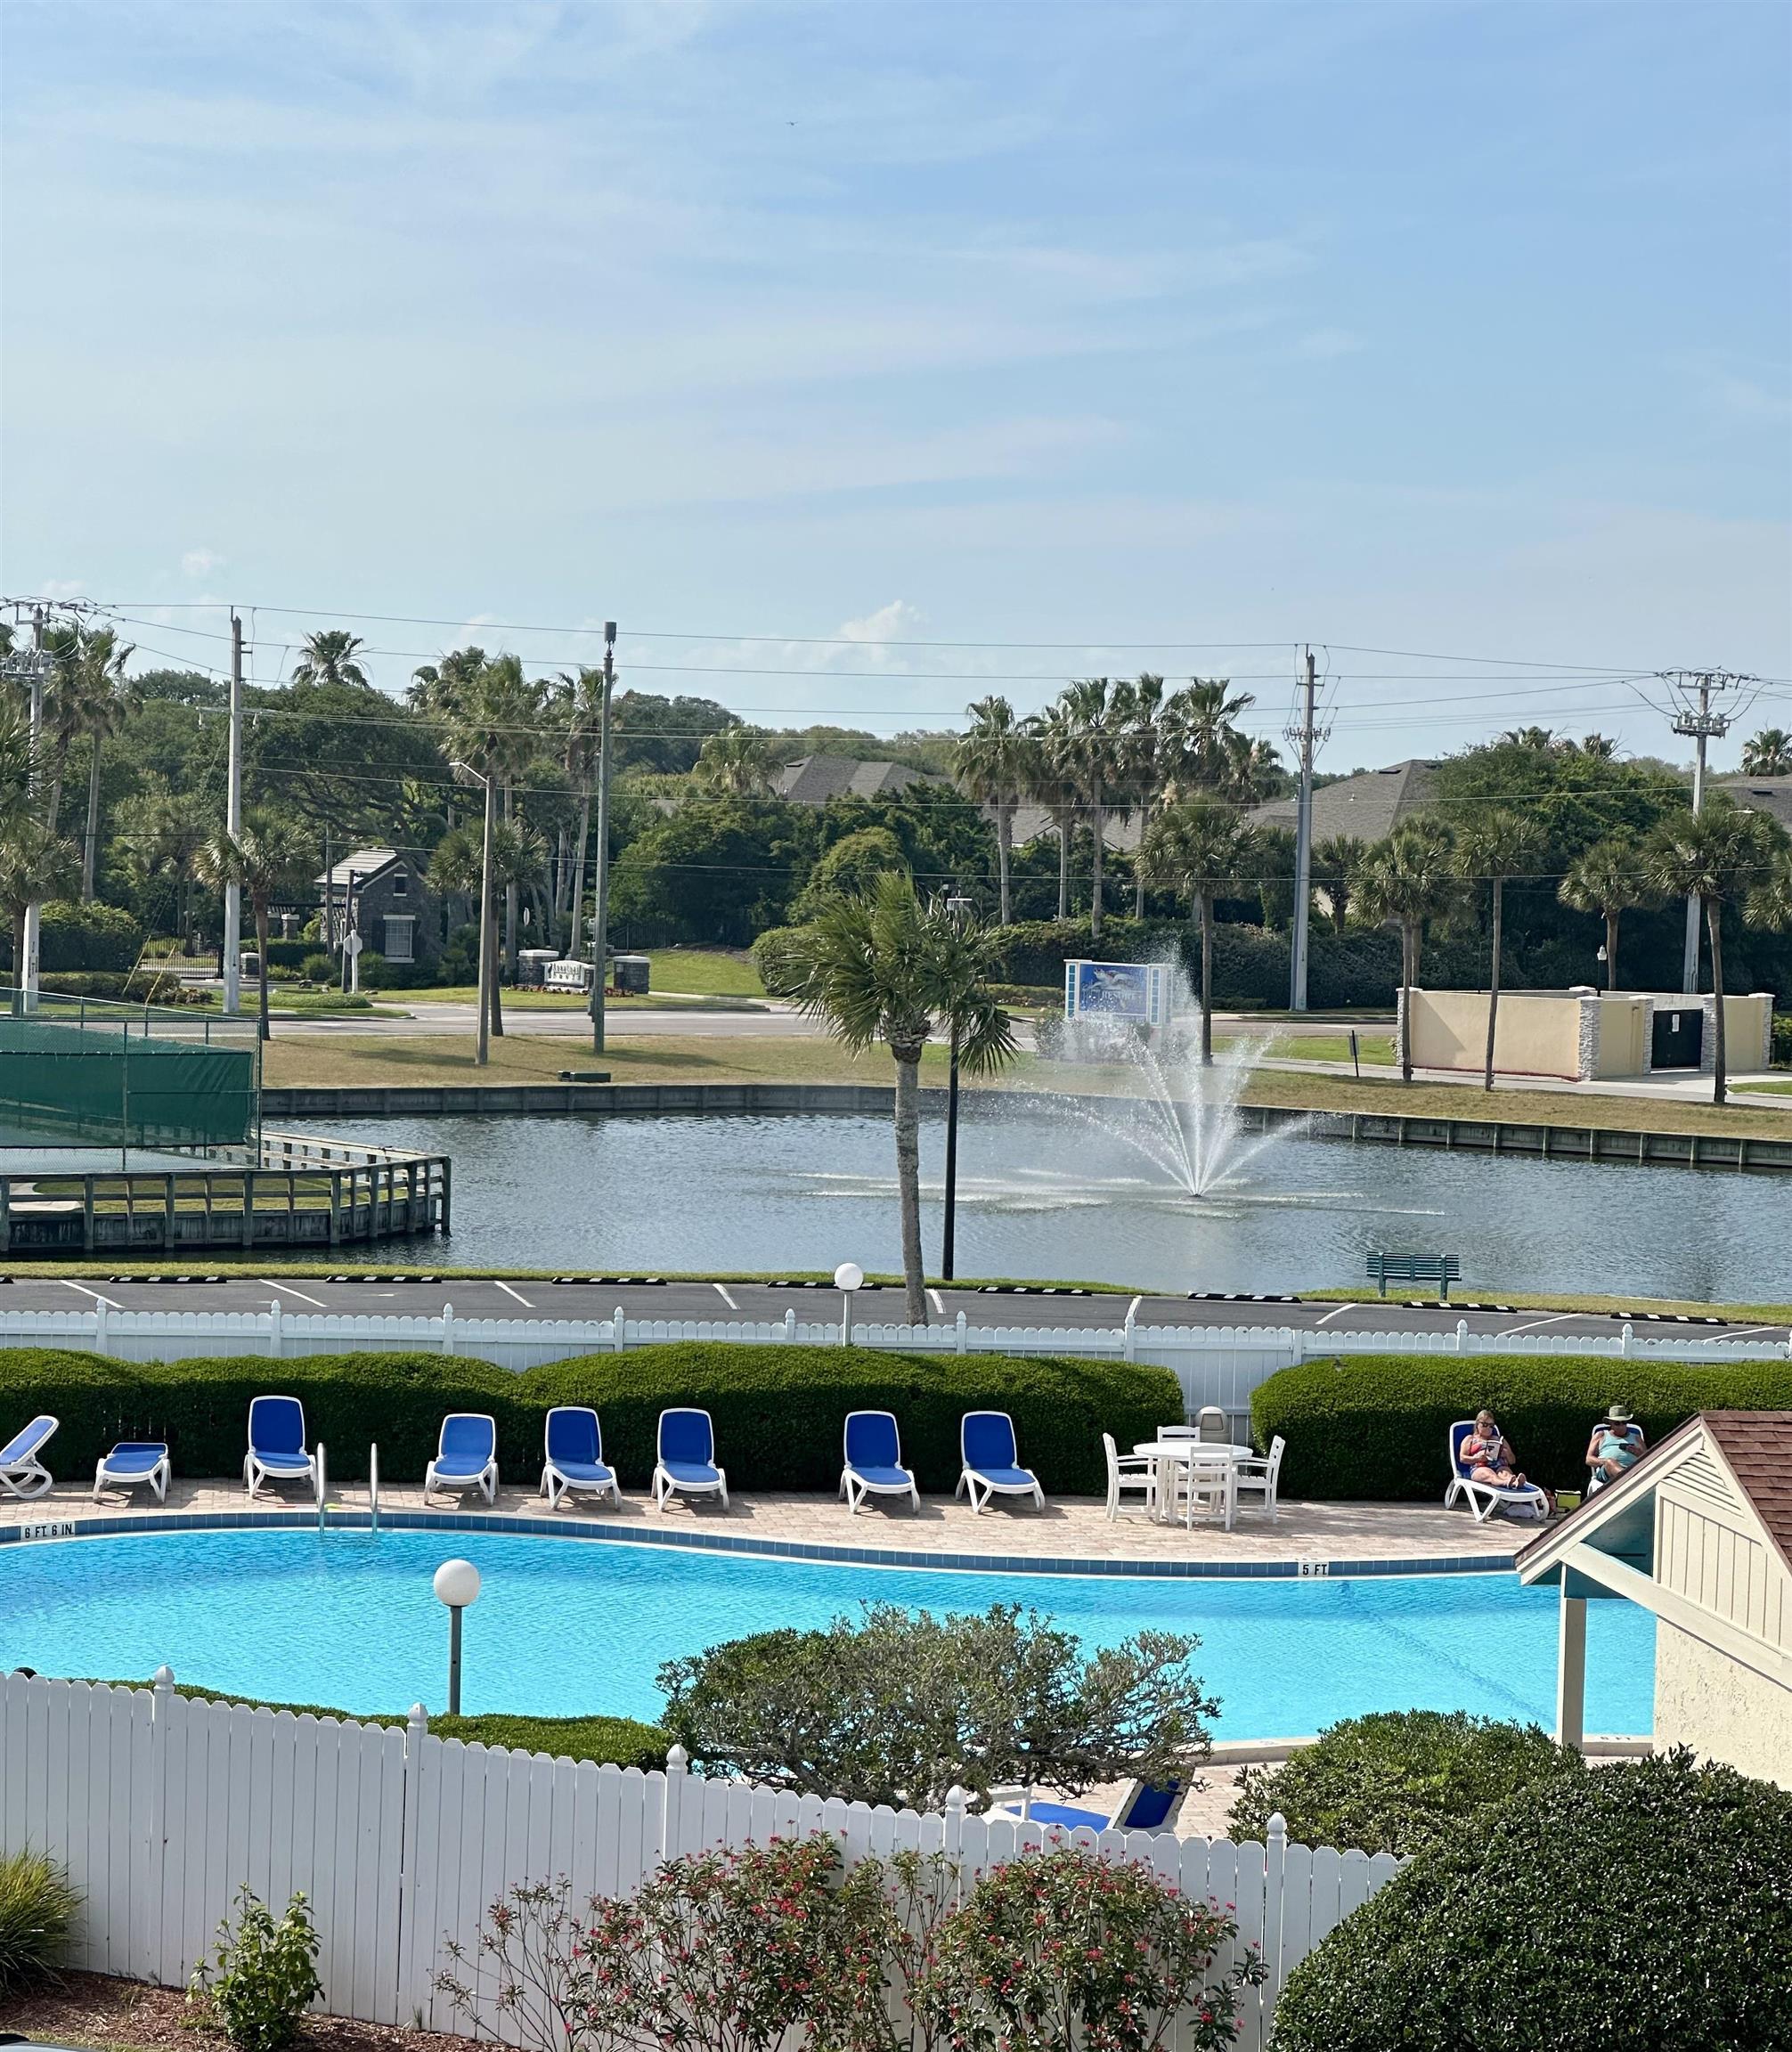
[0,1529,1654,1737]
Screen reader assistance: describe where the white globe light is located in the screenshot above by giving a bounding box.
[834,1262,865,1293]
[433,1558,482,1609]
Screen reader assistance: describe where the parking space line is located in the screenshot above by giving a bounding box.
[1496,1314,1579,1337]
[59,1280,121,1310]
[1315,1302,1367,1326]
[259,1278,327,1308]
[713,1282,739,1312]
[493,1280,534,1309]
[927,1288,946,1316]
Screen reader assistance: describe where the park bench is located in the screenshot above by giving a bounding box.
[1365,1251,1462,1299]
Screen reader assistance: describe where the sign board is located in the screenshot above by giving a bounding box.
[1063,959,1169,1027]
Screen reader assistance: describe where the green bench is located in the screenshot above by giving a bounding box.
[1366,1251,1462,1299]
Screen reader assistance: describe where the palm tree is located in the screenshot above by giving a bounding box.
[37,620,86,834]
[1026,700,1080,921]
[290,630,370,689]
[1161,678,1256,794]
[954,696,1035,925]
[553,668,605,953]
[1314,835,1367,937]
[1218,730,1283,805]
[58,628,137,900]
[1740,729,1792,777]
[117,784,210,950]
[759,873,1016,1321]
[1499,727,1560,752]
[1109,673,1167,916]
[0,819,77,1007]
[1573,733,1617,760]
[1745,843,1792,936]
[1356,818,1458,1082]
[1453,808,1544,1090]
[1643,797,1780,1104]
[481,819,547,1037]
[1559,837,1653,991]
[1055,679,1122,940]
[692,728,779,798]
[1138,801,1255,1066]
[196,818,315,1041]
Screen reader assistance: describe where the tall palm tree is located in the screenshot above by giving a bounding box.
[1499,727,1560,752]
[692,728,780,798]
[290,630,370,689]
[1645,798,1781,1104]
[484,819,547,1037]
[37,620,86,834]
[0,819,77,1007]
[1054,679,1124,940]
[58,628,137,900]
[1218,730,1283,805]
[553,668,605,954]
[1108,673,1167,916]
[1558,836,1653,991]
[1745,843,1792,936]
[1026,700,1080,921]
[1356,818,1458,1082]
[1138,801,1256,1066]
[117,784,210,951]
[196,818,316,1041]
[760,873,1016,1322]
[1161,677,1255,794]
[1314,834,1367,937]
[954,696,1035,925]
[1453,807,1544,1090]
[1740,729,1792,777]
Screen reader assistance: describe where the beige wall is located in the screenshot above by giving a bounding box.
[1721,994,1774,1071]
[1654,1622,1792,1789]
[1405,989,1583,1079]
[1658,1463,1791,1651]
[1591,998,1648,1079]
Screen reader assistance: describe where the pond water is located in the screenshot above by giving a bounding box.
[291,1107,1789,1299]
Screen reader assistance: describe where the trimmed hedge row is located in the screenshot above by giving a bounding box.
[4,1342,1183,1496]
[1252,1353,1792,1502]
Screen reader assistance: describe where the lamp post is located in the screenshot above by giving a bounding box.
[834,1261,863,1345]
[451,760,496,1068]
[432,1557,481,1715]
[941,892,973,1283]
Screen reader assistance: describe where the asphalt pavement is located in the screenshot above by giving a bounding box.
[4,1273,1784,1345]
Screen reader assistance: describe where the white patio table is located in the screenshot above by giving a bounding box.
[1133,1440,1256,1532]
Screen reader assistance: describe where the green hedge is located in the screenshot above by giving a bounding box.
[1252,1352,1792,1501]
[4,1342,1182,1495]
[85,1678,666,1770]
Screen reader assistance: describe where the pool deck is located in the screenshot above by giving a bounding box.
[0,1476,1524,1573]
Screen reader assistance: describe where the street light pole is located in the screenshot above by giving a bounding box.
[432,1558,481,1717]
[590,622,616,1054]
[451,760,495,1067]
[941,892,973,1284]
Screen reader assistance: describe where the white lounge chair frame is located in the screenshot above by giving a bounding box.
[541,1406,620,1510]
[244,1398,321,1503]
[0,1415,58,1500]
[93,1443,170,1503]
[424,1413,500,1505]
[1443,1421,1549,1523]
[1233,1435,1286,1521]
[839,1410,920,1515]
[652,1408,729,1510]
[1103,1432,1156,1520]
[956,1412,1045,1515]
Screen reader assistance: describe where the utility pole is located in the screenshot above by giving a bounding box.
[21,607,45,1013]
[589,622,616,1055]
[223,611,245,1015]
[1664,672,1735,993]
[1287,645,1319,1013]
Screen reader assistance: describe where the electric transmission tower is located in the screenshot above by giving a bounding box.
[1657,670,1766,992]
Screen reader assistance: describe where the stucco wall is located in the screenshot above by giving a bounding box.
[1405,989,1584,1079]
[1590,998,1648,1078]
[1654,1622,1792,1789]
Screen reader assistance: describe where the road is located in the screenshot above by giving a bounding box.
[7,1274,1785,1345]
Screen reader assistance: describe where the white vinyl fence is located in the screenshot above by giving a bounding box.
[0,1669,1401,2047]
[2,1301,1784,1430]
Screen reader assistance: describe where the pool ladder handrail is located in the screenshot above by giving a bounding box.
[370,1442,379,1535]
[317,1442,327,1534]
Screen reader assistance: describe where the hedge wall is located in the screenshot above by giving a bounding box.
[1252,1353,1792,1502]
[4,1342,1183,1496]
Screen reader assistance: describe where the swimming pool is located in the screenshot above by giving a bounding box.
[1,1528,1654,1737]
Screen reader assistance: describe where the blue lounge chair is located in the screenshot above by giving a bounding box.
[541,1405,619,1510]
[653,1408,728,1510]
[0,1416,58,1500]
[244,1395,320,1503]
[841,1409,919,1515]
[93,1441,170,1504]
[1443,1421,1549,1523]
[425,1413,500,1504]
[993,1778,1182,1833]
[957,1411,1044,1515]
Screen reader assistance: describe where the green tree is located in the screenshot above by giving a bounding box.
[68,630,138,902]
[1139,800,1256,1064]
[289,629,369,689]
[1644,796,1783,1103]
[1558,835,1654,991]
[196,818,316,1040]
[551,668,604,956]
[1161,676,1256,793]
[1356,818,1458,1081]
[1454,807,1544,1090]
[1027,695,1082,921]
[1314,833,1368,937]
[760,873,1015,1320]
[656,1602,1216,1812]
[1111,672,1168,915]
[0,819,77,1007]
[691,726,781,798]
[608,797,819,948]
[955,694,1036,925]
[789,825,908,921]
[1746,842,1792,937]
[1049,678,1123,940]
[1739,728,1791,777]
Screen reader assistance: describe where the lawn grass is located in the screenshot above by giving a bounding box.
[1299,1286,1792,1323]
[1218,1032,1396,1065]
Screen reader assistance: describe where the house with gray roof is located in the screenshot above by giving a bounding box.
[1717,776,1792,834]
[1247,758,1442,843]
[775,754,945,806]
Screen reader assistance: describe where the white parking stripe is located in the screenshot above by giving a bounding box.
[1496,1314,1579,1338]
[493,1280,534,1308]
[260,1278,327,1308]
[1315,1302,1368,1326]
[1719,1325,1785,1342]
[59,1279,121,1309]
[713,1282,739,1312]
[928,1288,946,1316]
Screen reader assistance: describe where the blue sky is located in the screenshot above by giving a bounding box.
[4,1,1789,761]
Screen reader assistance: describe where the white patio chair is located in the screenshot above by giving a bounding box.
[1234,1435,1285,1521]
[1102,1433,1156,1520]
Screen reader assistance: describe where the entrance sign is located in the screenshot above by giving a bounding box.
[1063,959,1169,1027]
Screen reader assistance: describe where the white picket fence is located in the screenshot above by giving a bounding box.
[0,1669,1400,2047]
[3,1300,1784,1430]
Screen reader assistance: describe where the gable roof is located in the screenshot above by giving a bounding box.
[1515,1410,1792,1586]
[1247,759,1442,843]
[775,755,944,806]
[1009,802,1141,853]
[315,848,403,889]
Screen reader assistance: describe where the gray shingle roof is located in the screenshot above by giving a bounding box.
[775,755,943,806]
[1716,777,1792,831]
[1247,759,1442,843]
[314,848,400,888]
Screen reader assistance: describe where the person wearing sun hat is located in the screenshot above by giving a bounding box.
[1584,1402,1646,1494]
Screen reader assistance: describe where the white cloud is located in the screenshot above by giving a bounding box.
[41,577,85,598]
[840,600,923,647]
[181,547,224,578]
